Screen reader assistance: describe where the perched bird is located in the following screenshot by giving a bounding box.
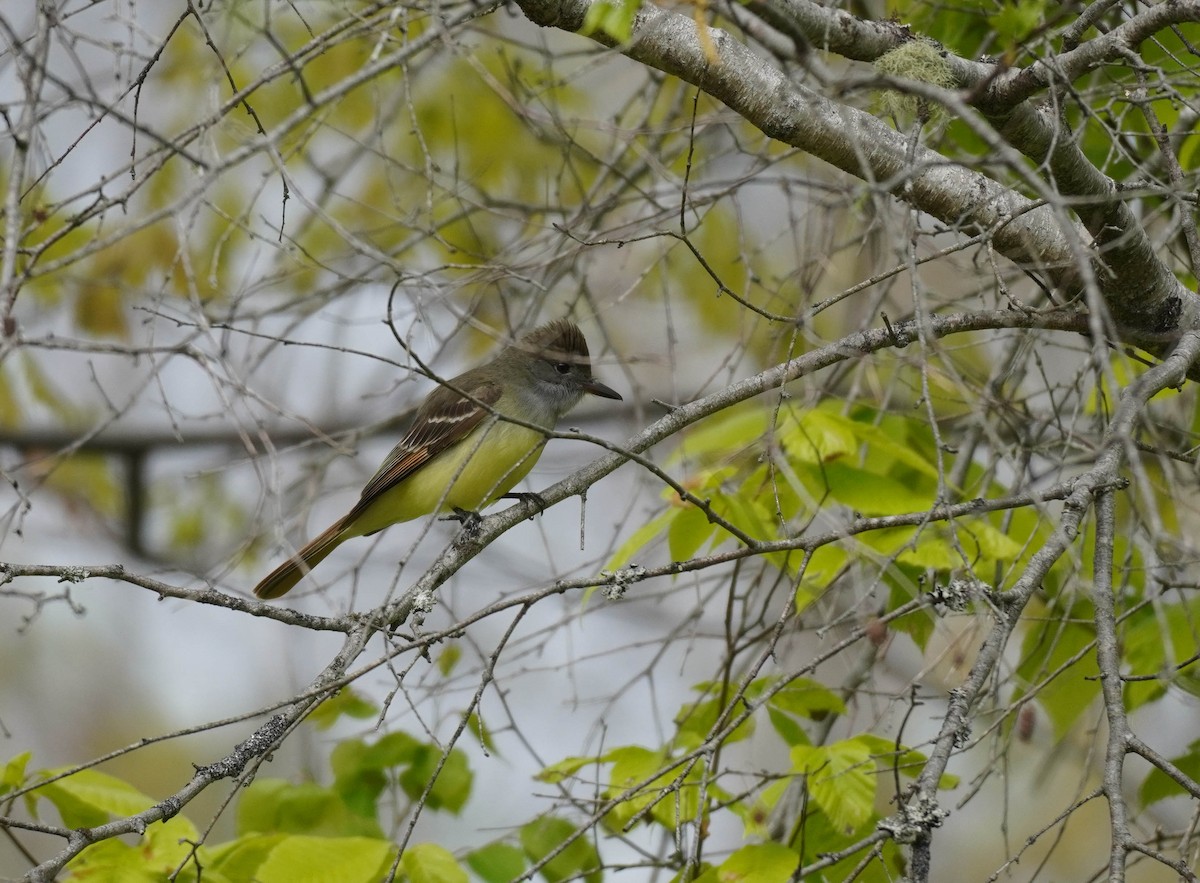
[253,319,621,599]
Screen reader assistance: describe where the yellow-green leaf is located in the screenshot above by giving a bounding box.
[780,408,859,464]
[309,689,378,730]
[466,842,527,883]
[606,510,672,571]
[668,503,716,561]
[256,835,396,883]
[438,644,462,677]
[519,817,601,883]
[400,842,468,883]
[34,768,152,828]
[790,738,876,834]
[1,752,31,795]
[711,842,799,883]
[536,755,598,784]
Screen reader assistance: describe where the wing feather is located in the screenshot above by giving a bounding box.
[346,376,503,523]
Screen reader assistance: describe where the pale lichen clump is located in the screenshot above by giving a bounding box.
[874,39,956,122]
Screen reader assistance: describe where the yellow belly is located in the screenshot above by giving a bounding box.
[345,420,546,537]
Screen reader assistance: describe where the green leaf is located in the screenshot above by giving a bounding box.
[860,525,957,570]
[62,815,203,882]
[961,519,1023,561]
[1121,596,1200,711]
[841,409,940,479]
[813,461,931,516]
[790,738,876,834]
[237,780,293,835]
[766,707,810,747]
[603,764,666,830]
[281,783,371,836]
[674,697,754,750]
[33,768,153,828]
[1,752,31,796]
[668,502,717,562]
[255,835,396,883]
[796,545,848,596]
[1181,131,1200,172]
[1139,740,1200,806]
[711,842,799,883]
[144,813,201,860]
[309,689,378,730]
[987,0,1046,41]
[519,816,601,883]
[1016,602,1099,739]
[465,712,498,756]
[398,745,472,814]
[363,731,423,767]
[744,676,845,721]
[62,839,167,883]
[580,0,641,42]
[466,842,527,883]
[601,746,708,831]
[400,842,468,883]
[765,679,847,721]
[536,755,599,784]
[203,832,285,880]
[714,488,771,542]
[605,745,668,794]
[238,778,382,839]
[331,739,389,820]
[779,408,860,465]
[680,864,717,883]
[437,643,462,677]
[885,568,936,649]
[855,734,959,789]
[669,406,770,464]
[606,510,672,571]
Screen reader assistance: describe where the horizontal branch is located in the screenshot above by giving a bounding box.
[0,563,347,631]
[552,478,1085,591]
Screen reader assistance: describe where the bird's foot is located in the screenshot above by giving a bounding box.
[501,491,547,519]
[442,507,484,539]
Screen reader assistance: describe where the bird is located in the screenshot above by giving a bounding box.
[253,319,622,599]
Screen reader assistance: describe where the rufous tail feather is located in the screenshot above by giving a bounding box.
[253,519,348,599]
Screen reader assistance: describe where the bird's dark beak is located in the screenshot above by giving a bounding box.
[583,378,622,400]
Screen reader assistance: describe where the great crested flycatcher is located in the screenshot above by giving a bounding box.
[253,319,622,599]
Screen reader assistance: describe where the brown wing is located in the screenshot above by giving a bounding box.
[344,375,503,523]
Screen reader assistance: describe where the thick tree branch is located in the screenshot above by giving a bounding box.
[514,0,1200,345]
[745,0,1200,336]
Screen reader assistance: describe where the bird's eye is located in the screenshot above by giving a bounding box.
[554,362,571,374]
